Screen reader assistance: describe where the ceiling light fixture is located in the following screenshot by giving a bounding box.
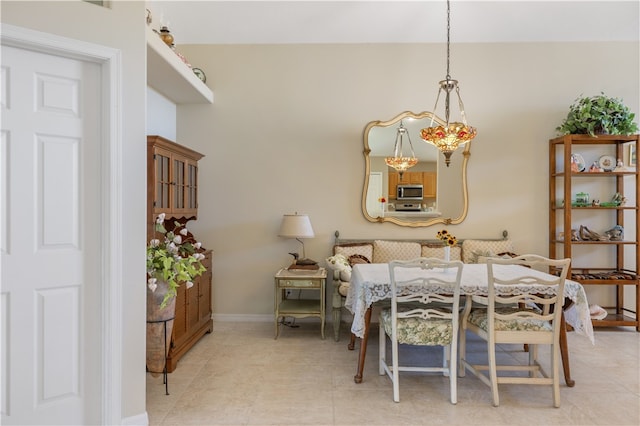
[421,0,476,167]
[384,120,418,179]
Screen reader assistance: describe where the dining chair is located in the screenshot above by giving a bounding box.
[379,257,464,403]
[458,255,571,407]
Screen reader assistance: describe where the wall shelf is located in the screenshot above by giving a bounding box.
[146,25,213,104]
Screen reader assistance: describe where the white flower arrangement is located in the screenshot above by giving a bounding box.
[146,213,206,307]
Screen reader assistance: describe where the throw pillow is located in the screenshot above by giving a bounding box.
[334,243,374,264]
[421,244,462,261]
[349,254,371,265]
[372,240,421,263]
[325,253,351,272]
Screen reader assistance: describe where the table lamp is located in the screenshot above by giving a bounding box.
[278,213,318,269]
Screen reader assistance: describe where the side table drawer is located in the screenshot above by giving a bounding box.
[276,278,321,289]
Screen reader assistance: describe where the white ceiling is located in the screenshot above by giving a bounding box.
[147,1,639,45]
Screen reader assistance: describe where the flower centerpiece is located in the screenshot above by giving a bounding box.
[147,213,206,308]
[436,229,457,261]
[436,229,458,246]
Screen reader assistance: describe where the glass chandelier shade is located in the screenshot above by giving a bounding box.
[384,120,418,178]
[420,0,476,167]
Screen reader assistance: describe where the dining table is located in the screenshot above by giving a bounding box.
[344,262,595,386]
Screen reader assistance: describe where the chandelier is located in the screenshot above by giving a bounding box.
[385,120,418,178]
[421,0,476,167]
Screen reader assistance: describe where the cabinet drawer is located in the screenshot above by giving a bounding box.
[277,278,321,289]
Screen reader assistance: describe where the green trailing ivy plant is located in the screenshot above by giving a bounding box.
[146,213,206,308]
[556,93,638,137]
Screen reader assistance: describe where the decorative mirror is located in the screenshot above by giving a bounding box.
[361,111,470,227]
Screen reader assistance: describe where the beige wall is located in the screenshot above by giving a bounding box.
[1,0,147,421]
[176,42,639,316]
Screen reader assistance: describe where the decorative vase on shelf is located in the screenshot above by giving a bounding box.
[159,26,174,47]
[146,279,176,377]
[443,246,451,262]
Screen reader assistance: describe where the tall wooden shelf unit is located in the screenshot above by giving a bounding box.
[147,135,213,371]
[549,134,640,330]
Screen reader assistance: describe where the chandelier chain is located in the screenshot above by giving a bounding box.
[446,0,451,80]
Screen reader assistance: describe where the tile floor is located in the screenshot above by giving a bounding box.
[146,320,640,425]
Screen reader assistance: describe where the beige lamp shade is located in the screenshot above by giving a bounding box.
[278,213,315,260]
[278,214,315,239]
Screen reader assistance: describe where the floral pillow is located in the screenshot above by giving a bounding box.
[326,253,353,282]
[326,253,350,272]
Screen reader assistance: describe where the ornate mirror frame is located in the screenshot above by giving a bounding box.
[361,111,471,227]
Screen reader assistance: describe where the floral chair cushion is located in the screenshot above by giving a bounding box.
[467,306,553,332]
[380,307,454,346]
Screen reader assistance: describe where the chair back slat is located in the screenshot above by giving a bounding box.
[487,255,571,333]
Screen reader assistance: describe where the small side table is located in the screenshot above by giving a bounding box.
[274,267,327,339]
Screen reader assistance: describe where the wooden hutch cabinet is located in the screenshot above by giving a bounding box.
[549,134,639,330]
[147,135,213,371]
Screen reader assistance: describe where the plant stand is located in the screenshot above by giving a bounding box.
[146,317,173,395]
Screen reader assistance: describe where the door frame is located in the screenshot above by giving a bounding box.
[1,24,123,424]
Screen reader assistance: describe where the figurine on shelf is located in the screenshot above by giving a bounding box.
[605,225,624,241]
[589,161,603,172]
[614,158,630,172]
[612,192,627,206]
[159,26,174,47]
[570,154,580,172]
[592,200,600,207]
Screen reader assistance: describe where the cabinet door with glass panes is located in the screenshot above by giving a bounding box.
[147,135,204,224]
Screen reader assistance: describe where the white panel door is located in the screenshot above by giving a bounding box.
[1,45,101,425]
[366,172,383,217]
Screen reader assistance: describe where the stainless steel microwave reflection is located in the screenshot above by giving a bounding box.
[362,111,471,227]
[397,184,423,200]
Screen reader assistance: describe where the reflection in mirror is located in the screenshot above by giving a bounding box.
[362,111,470,227]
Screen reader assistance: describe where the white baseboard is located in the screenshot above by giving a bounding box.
[213,313,272,322]
[121,411,149,425]
[212,313,347,323]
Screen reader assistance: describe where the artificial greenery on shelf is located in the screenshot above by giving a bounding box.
[556,93,639,137]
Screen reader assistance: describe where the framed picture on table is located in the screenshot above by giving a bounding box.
[629,144,636,167]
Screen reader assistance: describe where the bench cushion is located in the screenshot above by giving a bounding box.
[372,240,421,263]
[334,243,373,263]
[421,244,462,260]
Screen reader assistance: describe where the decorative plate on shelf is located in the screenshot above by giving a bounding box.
[598,155,616,171]
[192,67,206,83]
[571,153,586,172]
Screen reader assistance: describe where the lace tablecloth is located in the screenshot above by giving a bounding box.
[345,263,595,344]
